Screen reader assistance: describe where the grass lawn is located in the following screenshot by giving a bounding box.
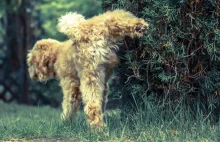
[0,101,220,141]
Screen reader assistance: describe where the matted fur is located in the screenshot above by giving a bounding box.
[28,9,149,127]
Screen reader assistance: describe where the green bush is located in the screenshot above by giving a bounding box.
[103,0,220,121]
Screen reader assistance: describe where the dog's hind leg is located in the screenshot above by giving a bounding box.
[105,11,149,38]
[79,67,106,127]
[60,77,81,121]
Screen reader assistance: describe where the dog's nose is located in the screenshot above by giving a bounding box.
[144,23,150,29]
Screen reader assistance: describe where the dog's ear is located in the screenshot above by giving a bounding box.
[27,50,34,66]
[27,49,38,79]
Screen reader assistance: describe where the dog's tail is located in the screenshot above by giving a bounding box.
[57,12,85,37]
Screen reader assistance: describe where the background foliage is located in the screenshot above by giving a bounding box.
[1,0,220,123]
[35,0,102,40]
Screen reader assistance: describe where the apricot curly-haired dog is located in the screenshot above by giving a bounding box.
[27,9,149,127]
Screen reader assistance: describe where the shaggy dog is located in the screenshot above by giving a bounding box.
[27,9,149,127]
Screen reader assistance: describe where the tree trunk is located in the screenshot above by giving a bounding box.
[5,0,31,104]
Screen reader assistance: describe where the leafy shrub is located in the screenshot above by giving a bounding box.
[102,0,220,121]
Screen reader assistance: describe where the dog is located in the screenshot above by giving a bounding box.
[27,9,149,127]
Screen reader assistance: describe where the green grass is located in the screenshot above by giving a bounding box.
[0,101,220,141]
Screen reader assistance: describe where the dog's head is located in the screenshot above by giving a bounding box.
[27,39,60,82]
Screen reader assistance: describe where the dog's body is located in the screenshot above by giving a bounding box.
[27,9,149,127]
[27,38,118,125]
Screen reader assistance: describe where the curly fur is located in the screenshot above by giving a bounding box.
[27,9,149,127]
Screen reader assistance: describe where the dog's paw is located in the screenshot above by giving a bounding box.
[135,22,149,33]
[90,122,108,133]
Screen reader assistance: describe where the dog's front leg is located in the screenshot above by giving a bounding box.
[79,67,106,127]
[60,77,81,121]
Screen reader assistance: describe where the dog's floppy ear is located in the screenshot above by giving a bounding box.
[27,49,35,66]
